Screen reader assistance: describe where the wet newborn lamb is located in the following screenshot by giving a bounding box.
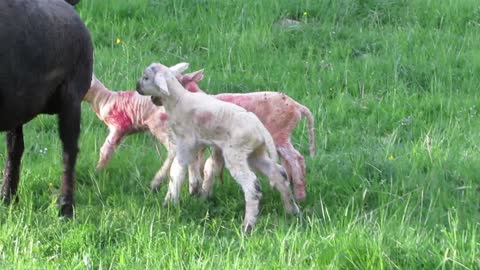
[136,62,301,232]
[178,68,315,201]
[84,74,175,188]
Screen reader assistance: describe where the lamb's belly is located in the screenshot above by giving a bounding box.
[196,137,217,147]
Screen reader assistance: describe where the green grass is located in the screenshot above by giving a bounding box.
[1,0,480,268]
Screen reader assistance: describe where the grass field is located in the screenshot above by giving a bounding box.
[1,0,480,268]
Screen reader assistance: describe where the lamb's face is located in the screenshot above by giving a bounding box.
[136,64,161,96]
[136,62,191,100]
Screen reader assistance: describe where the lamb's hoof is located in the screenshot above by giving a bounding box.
[286,200,302,216]
[293,209,305,225]
[162,199,180,208]
[289,203,303,222]
[162,195,175,208]
[242,223,255,235]
[294,189,306,202]
[294,208,303,219]
[151,183,161,193]
[189,183,201,196]
[200,189,213,200]
[95,160,106,170]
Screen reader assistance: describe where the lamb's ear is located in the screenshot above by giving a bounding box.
[169,62,190,75]
[181,69,205,83]
[191,69,204,82]
[154,73,170,96]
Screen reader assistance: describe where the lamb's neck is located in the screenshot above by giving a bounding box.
[162,79,188,112]
[84,85,113,115]
[161,94,184,114]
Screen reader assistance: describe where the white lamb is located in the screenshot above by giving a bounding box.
[136,62,301,232]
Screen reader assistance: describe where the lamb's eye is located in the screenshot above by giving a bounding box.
[143,76,149,81]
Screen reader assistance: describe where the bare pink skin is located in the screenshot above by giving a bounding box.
[181,70,315,201]
[83,76,175,190]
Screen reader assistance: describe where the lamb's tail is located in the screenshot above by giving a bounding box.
[299,104,316,157]
[91,73,97,88]
[258,121,278,163]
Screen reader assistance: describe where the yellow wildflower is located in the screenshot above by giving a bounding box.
[388,154,394,161]
[303,11,308,17]
[115,37,121,44]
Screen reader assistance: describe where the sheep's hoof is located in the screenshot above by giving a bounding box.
[58,204,74,219]
[57,195,74,218]
[1,193,19,205]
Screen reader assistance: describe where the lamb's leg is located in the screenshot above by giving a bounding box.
[164,156,188,206]
[148,120,173,191]
[249,148,301,216]
[151,146,175,192]
[96,128,125,170]
[57,96,82,218]
[1,126,24,204]
[222,150,261,234]
[277,142,307,201]
[188,148,204,195]
[201,147,224,198]
[151,138,175,192]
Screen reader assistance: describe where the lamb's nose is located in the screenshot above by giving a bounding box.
[135,81,143,94]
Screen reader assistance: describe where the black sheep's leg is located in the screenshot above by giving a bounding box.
[1,126,24,204]
[57,93,81,218]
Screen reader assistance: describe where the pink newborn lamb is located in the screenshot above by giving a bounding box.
[83,74,175,188]
[180,68,315,201]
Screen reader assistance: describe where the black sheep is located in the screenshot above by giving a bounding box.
[0,0,94,217]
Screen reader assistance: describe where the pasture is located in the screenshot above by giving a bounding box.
[1,0,479,268]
